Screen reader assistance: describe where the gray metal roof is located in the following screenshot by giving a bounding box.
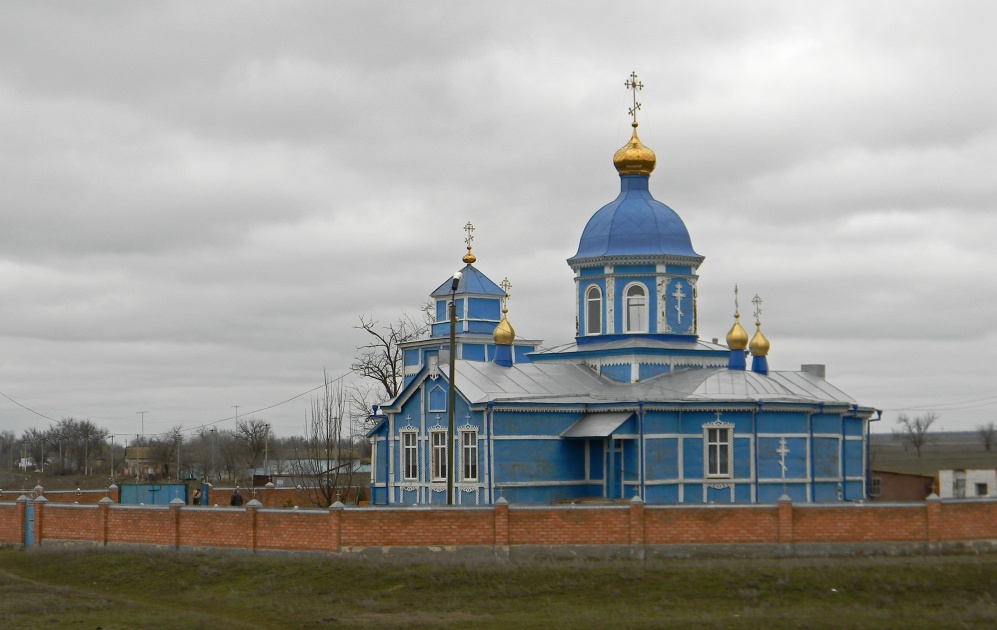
[561,412,634,438]
[451,360,859,407]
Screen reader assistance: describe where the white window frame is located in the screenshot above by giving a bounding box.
[703,422,734,479]
[623,282,647,333]
[461,429,478,482]
[585,285,602,335]
[431,430,448,482]
[401,431,418,481]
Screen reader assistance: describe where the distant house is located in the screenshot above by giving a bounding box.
[124,446,156,478]
[937,469,997,499]
[869,470,934,501]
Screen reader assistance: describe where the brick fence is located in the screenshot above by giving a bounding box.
[2,494,996,559]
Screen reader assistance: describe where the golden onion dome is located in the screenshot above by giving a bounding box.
[493,309,515,346]
[613,122,656,176]
[726,315,749,350]
[749,324,770,357]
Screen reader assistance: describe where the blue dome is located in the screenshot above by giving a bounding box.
[569,174,701,263]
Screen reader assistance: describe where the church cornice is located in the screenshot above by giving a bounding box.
[569,253,704,270]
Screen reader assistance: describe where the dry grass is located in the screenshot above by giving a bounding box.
[1,549,996,628]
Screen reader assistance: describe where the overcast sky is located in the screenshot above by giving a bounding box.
[1,1,995,441]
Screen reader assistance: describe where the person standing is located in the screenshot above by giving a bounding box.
[230,488,243,506]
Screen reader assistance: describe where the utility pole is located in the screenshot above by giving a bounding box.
[209,427,216,483]
[137,411,146,439]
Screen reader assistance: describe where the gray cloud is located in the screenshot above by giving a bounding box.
[1,1,995,438]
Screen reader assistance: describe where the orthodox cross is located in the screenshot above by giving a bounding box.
[463,221,475,248]
[625,71,643,123]
[776,437,789,480]
[672,281,686,324]
[752,293,763,325]
[462,221,477,263]
[734,284,740,317]
[499,277,512,311]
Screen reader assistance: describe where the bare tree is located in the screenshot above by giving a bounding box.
[235,418,270,471]
[288,371,363,507]
[352,308,431,402]
[978,421,997,452]
[894,413,938,458]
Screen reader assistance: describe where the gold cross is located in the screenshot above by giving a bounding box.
[734,284,740,317]
[625,71,643,124]
[463,221,475,249]
[500,277,512,311]
[752,294,763,324]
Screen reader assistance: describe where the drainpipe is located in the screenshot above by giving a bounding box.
[752,402,759,502]
[755,401,762,502]
[866,409,881,498]
[487,401,494,503]
[638,401,645,500]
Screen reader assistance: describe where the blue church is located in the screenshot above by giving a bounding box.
[368,80,879,506]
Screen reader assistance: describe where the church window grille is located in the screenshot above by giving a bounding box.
[431,431,448,481]
[624,283,647,333]
[705,425,733,478]
[585,285,602,335]
[401,431,418,480]
[462,430,478,481]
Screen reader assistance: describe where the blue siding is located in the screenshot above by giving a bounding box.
[733,438,751,478]
[813,437,840,478]
[682,438,703,478]
[600,364,630,382]
[645,438,678,479]
[463,344,485,361]
[493,440,586,483]
[644,484,679,503]
[579,267,603,277]
[757,412,808,434]
[615,265,657,274]
[813,482,840,502]
[588,440,605,480]
[843,439,864,471]
[404,349,421,367]
[514,346,534,363]
[644,411,679,434]
[844,418,864,436]
[638,363,669,380]
[467,297,500,321]
[812,414,840,434]
[493,411,579,436]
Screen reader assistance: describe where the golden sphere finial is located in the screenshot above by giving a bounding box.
[614,72,656,176]
[748,293,770,356]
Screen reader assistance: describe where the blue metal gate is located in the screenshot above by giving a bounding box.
[24,502,34,548]
[119,484,187,505]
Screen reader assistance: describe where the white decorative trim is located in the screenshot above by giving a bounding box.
[703,482,735,503]
[605,276,615,333]
[703,416,735,481]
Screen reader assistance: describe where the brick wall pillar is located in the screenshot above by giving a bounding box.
[169,497,184,549]
[98,497,113,546]
[329,501,344,553]
[108,484,119,503]
[926,494,942,544]
[777,495,794,545]
[33,496,47,546]
[494,498,510,561]
[629,496,645,560]
[246,498,262,552]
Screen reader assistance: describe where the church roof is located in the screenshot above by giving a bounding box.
[568,174,702,264]
[448,360,859,408]
[430,263,505,298]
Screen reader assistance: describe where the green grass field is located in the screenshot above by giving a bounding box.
[1,548,996,628]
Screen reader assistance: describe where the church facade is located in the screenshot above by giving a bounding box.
[367,81,879,506]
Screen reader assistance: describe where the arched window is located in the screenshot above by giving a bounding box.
[585,285,602,335]
[624,283,647,333]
